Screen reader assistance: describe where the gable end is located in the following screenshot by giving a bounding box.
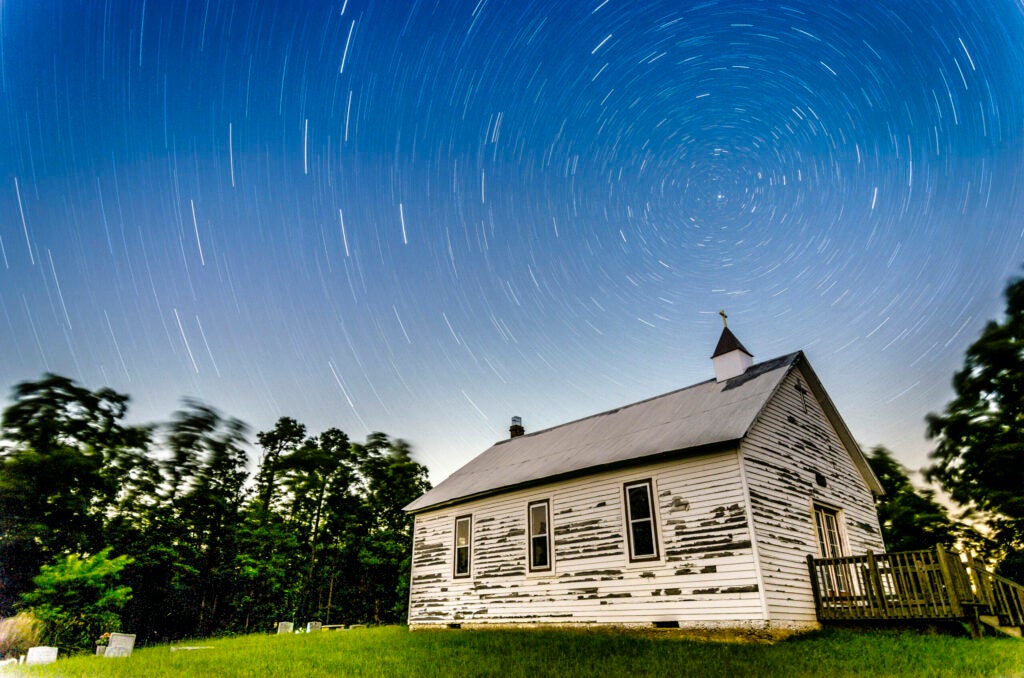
[746,354,883,496]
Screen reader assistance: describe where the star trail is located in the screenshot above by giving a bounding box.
[1,0,1023,483]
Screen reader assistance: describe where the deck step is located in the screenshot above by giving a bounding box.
[979,615,1022,639]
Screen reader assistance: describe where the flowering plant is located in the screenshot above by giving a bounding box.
[96,632,111,646]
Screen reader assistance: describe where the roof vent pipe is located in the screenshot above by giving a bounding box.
[509,416,525,438]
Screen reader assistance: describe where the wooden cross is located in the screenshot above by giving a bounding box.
[719,309,728,327]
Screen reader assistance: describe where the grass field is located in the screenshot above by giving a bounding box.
[8,625,1024,677]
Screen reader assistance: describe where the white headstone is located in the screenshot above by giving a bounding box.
[103,633,136,658]
[25,646,58,665]
[306,621,322,633]
[276,621,294,634]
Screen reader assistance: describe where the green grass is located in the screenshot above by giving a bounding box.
[10,626,1024,678]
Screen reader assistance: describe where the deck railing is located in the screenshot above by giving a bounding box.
[807,545,982,621]
[809,545,1024,629]
[965,555,1024,628]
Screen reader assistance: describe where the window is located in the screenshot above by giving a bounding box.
[528,500,551,571]
[454,515,472,577]
[813,504,847,594]
[624,479,659,561]
[813,504,844,559]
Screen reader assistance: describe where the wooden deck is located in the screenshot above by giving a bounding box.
[807,546,1024,636]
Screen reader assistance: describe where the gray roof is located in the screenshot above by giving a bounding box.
[409,351,873,513]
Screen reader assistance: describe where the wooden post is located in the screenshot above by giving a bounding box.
[935,544,962,618]
[963,564,983,641]
[965,552,991,610]
[865,550,888,618]
[807,555,823,619]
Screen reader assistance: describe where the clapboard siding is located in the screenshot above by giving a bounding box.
[409,451,765,626]
[741,369,884,623]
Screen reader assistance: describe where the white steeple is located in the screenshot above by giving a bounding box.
[711,311,753,382]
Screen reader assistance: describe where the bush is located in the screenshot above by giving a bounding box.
[0,611,43,658]
[19,548,132,654]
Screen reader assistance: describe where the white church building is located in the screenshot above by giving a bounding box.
[404,323,885,632]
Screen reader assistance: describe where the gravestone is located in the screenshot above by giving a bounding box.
[103,633,136,658]
[276,621,294,634]
[306,621,322,633]
[25,646,58,665]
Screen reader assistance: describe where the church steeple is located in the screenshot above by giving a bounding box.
[711,311,753,382]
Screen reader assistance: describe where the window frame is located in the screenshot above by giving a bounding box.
[453,514,472,578]
[812,503,846,559]
[623,479,660,562]
[527,499,552,572]
[812,503,848,595]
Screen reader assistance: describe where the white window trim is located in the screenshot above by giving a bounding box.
[623,478,661,562]
[453,514,472,578]
[810,502,848,558]
[527,499,553,573]
[811,502,850,596]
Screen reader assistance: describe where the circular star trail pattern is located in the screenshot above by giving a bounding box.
[1,0,1023,481]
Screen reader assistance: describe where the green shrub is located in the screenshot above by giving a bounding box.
[19,547,133,654]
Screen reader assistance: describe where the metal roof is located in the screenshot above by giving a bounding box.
[406,352,817,513]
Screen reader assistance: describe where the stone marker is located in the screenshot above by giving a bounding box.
[276,621,294,634]
[103,633,136,658]
[306,621,323,633]
[25,646,58,665]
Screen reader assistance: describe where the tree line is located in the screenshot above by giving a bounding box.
[0,380,429,651]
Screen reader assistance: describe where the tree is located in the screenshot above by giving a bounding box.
[352,433,431,623]
[0,375,150,616]
[866,446,967,551]
[254,417,306,522]
[926,276,1024,563]
[162,400,250,637]
[19,548,132,654]
[229,514,302,633]
[277,427,355,619]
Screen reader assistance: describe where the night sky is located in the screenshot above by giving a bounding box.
[2,1,1023,484]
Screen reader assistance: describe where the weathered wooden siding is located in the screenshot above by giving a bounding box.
[741,368,884,624]
[409,451,765,626]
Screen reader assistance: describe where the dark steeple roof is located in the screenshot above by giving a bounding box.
[711,327,752,358]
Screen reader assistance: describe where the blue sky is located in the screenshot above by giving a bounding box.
[1,0,1023,483]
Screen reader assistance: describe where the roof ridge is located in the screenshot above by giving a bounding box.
[493,351,800,443]
[494,378,714,445]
